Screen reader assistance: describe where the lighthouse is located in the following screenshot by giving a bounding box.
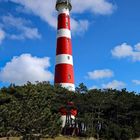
[55,0,75,91]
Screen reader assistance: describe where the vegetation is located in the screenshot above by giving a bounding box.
[0,82,140,140]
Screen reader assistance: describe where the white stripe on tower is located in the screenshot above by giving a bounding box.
[58,8,70,15]
[56,54,73,65]
[57,29,71,39]
[55,0,75,91]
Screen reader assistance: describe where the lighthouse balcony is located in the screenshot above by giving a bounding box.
[56,0,72,11]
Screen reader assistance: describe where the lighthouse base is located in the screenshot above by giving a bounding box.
[61,115,75,128]
[60,83,75,91]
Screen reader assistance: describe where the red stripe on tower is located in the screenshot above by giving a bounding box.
[55,0,75,91]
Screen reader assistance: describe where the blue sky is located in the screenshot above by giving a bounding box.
[0,0,140,93]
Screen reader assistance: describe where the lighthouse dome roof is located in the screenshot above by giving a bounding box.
[56,0,71,4]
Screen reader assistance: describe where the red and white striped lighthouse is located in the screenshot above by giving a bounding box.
[55,0,75,91]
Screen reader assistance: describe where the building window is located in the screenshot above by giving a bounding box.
[68,74,71,80]
[66,22,68,27]
[67,56,70,60]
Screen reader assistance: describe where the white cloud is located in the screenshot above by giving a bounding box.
[111,43,133,58]
[0,28,5,44]
[9,0,57,28]
[89,85,99,89]
[2,14,41,40]
[134,43,140,51]
[71,19,89,35]
[72,0,115,15]
[132,80,140,85]
[111,42,140,61]
[0,54,53,85]
[8,0,115,34]
[102,80,126,89]
[88,69,114,80]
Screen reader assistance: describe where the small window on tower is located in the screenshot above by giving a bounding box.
[68,74,71,80]
[67,56,70,60]
[66,22,68,27]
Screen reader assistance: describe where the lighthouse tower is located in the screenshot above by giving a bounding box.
[55,0,75,91]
